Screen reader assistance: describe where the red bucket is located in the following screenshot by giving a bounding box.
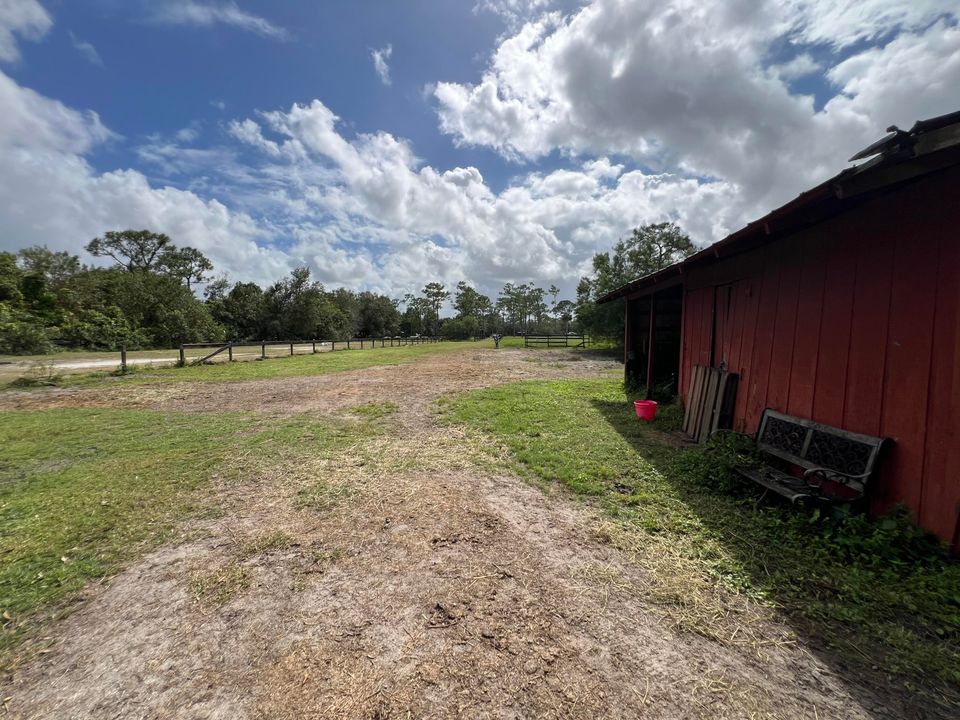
[634,400,658,421]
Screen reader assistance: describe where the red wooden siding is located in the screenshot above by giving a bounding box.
[675,165,960,542]
[811,230,857,428]
[878,228,939,514]
[786,234,828,419]
[920,234,960,541]
[843,232,894,438]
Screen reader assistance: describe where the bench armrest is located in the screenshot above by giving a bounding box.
[802,466,871,500]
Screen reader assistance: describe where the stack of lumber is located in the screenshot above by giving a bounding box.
[682,366,738,443]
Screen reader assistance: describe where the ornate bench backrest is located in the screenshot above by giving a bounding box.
[756,410,886,493]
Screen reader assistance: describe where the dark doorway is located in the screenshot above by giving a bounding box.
[625,284,683,400]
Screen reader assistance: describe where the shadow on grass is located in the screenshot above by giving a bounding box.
[589,396,960,719]
[579,346,622,361]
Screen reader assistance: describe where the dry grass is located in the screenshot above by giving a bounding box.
[591,518,796,659]
[188,560,250,608]
[235,530,297,559]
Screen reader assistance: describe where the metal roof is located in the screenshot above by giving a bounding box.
[597,110,960,304]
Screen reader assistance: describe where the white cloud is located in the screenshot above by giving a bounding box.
[226,99,743,296]
[0,70,113,154]
[371,44,392,85]
[782,0,957,48]
[771,53,821,81]
[173,124,203,143]
[0,68,294,287]
[68,31,103,66]
[474,0,555,29]
[0,0,52,62]
[434,0,960,213]
[146,1,287,40]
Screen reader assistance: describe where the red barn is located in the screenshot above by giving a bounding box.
[599,111,960,545]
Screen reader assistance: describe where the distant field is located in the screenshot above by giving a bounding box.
[0,340,466,384]
[0,337,611,386]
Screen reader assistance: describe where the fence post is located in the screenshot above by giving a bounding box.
[347,340,351,350]
[228,344,233,362]
[312,341,316,354]
[261,343,266,359]
[179,344,185,366]
[120,344,127,373]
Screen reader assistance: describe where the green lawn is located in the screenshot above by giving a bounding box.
[442,378,960,696]
[0,408,379,662]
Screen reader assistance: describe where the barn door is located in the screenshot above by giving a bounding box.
[712,284,734,369]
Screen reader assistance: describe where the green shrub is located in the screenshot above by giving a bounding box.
[0,304,56,354]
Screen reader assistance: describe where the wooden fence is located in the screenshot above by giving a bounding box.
[177,336,440,366]
[523,334,590,348]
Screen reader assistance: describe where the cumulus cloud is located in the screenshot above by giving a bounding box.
[0,69,294,286]
[371,44,392,85]
[146,1,287,39]
[435,0,960,211]
[225,99,743,296]
[0,0,52,62]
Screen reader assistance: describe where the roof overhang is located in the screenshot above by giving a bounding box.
[597,110,960,305]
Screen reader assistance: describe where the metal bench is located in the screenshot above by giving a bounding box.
[732,409,890,503]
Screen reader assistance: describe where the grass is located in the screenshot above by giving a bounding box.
[189,561,250,607]
[442,377,960,697]
[5,360,63,388]
[235,530,297,559]
[0,407,386,663]
[351,401,400,419]
[0,337,610,389]
[23,340,481,388]
[296,479,355,512]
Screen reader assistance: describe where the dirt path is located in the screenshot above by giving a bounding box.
[0,350,909,718]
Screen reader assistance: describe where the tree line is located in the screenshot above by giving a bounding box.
[1,223,693,354]
[1,229,582,354]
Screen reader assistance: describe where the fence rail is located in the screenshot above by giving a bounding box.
[177,336,441,366]
[523,334,590,349]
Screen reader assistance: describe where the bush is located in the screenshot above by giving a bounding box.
[55,307,147,350]
[440,316,479,340]
[0,304,56,354]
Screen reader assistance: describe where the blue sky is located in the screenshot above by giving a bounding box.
[1,1,959,300]
[18,2,514,186]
